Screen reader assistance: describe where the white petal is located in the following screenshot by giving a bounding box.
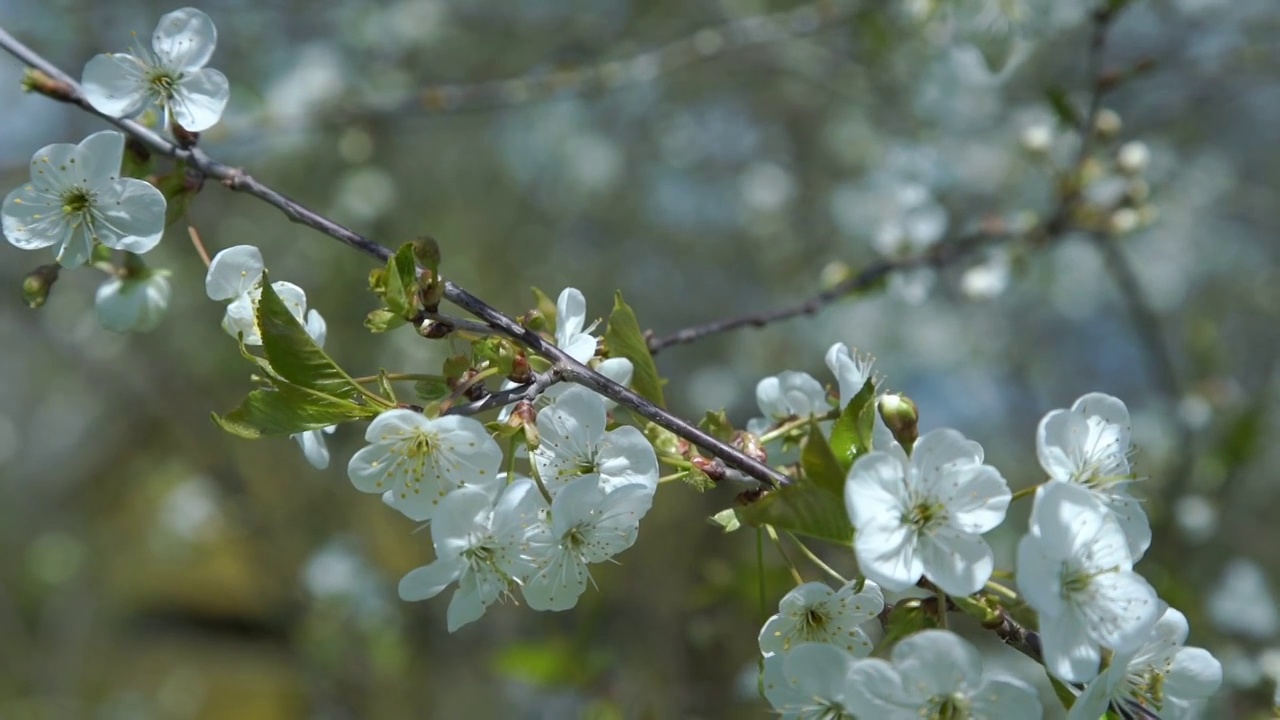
[445,579,488,632]
[891,630,982,698]
[1107,492,1152,561]
[919,526,993,596]
[971,678,1042,720]
[596,425,659,494]
[1084,571,1159,652]
[3,182,65,251]
[304,308,327,347]
[172,68,229,132]
[1066,671,1116,720]
[271,281,309,323]
[76,130,126,188]
[1016,534,1065,617]
[398,558,464,601]
[81,53,151,119]
[1041,608,1101,682]
[845,450,908,527]
[855,519,921,592]
[941,465,1011,535]
[222,292,259,343]
[783,643,864,709]
[152,7,218,70]
[89,177,166,254]
[291,428,331,470]
[1165,647,1223,701]
[1071,392,1131,448]
[522,548,588,612]
[912,428,984,473]
[1036,409,1088,481]
[824,342,873,408]
[555,287,587,340]
[95,273,171,333]
[206,245,265,300]
[430,486,497,556]
[1030,482,1130,570]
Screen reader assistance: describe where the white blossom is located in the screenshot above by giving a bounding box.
[293,425,336,470]
[2,131,166,267]
[1069,603,1223,720]
[758,580,883,658]
[94,270,171,332]
[204,244,325,346]
[522,476,652,611]
[347,410,503,523]
[81,8,230,132]
[554,287,599,362]
[398,479,545,631]
[531,386,659,497]
[843,630,1041,720]
[746,370,828,436]
[824,342,875,409]
[845,428,1011,596]
[762,643,865,720]
[1017,481,1159,682]
[1037,392,1150,559]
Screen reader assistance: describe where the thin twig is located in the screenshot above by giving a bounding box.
[397,0,855,115]
[443,369,560,416]
[0,25,787,489]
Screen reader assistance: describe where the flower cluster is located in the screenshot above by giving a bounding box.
[355,386,659,629]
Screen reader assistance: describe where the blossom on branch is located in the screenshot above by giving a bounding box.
[204,244,326,346]
[844,428,1011,596]
[762,643,866,720]
[95,269,171,332]
[1017,481,1159,682]
[1037,392,1151,558]
[1068,603,1223,720]
[746,370,828,435]
[347,410,503,523]
[398,479,545,631]
[531,386,659,497]
[82,7,230,132]
[758,580,883,658]
[2,131,166,267]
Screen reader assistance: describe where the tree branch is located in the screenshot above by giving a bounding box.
[0,25,788,489]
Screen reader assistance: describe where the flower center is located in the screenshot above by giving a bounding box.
[61,188,94,217]
[146,68,182,100]
[905,499,946,531]
[931,693,972,720]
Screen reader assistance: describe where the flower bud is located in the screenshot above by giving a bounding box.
[1019,124,1053,154]
[1116,141,1150,175]
[508,353,533,384]
[878,393,919,452]
[21,264,60,309]
[690,456,726,484]
[519,309,548,333]
[20,69,74,101]
[734,431,768,466]
[1094,108,1122,140]
[417,318,451,339]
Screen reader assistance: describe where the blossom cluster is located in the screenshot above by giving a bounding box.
[746,341,1222,717]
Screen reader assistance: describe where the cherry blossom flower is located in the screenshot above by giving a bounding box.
[82,8,230,132]
[845,428,1011,596]
[762,643,865,720]
[531,386,659,497]
[2,131,166,267]
[521,476,652,611]
[1038,392,1150,559]
[347,410,503,523]
[758,580,883,658]
[843,630,1041,720]
[204,244,326,346]
[95,270,171,332]
[1069,603,1223,720]
[746,370,828,435]
[1017,481,1159,682]
[399,479,545,631]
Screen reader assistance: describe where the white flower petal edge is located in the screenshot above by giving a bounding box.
[293,425,336,470]
[845,428,1011,596]
[763,643,867,719]
[1017,481,1159,682]
[347,410,503,523]
[1068,602,1223,720]
[532,386,659,497]
[758,579,884,658]
[1037,391,1151,559]
[747,370,828,435]
[81,8,230,131]
[205,244,264,300]
[2,131,166,267]
[555,287,598,363]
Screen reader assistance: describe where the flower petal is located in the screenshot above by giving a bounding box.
[919,526,993,596]
[172,68,229,132]
[152,7,218,70]
[941,464,1011,535]
[891,630,982,698]
[855,519,921,592]
[292,428,331,470]
[76,130,126,188]
[1040,608,1100,682]
[205,245,264,300]
[1084,571,1159,652]
[596,425,659,494]
[89,177,166,254]
[3,183,68,251]
[1165,647,1223,701]
[81,53,151,119]
[398,558,464,601]
[971,678,1042,720]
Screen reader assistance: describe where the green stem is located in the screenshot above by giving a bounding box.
[758,410,838,444]
[766,525,804,586]
[785,531,847,584]
[1010,482,1044,502]
[528,455,554,505]
[350,372,443,384]
[658,471,688,484]
[985,580,1019,602]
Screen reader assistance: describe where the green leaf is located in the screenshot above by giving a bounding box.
[383,242,420,316]
[530,287,558,333]
[699,410,735,442]
[801,423,846,495]
[736,480,853,545]
[212,379,372,438]
[709,508,741,533]
[376,371,397,403]
[364,308,405,333]
[257,277,364,402]
[1045,86,1080,128]
[413,376,451,402]
[442,354,471,381]
[605,291,665,408]
[829,378,877,469]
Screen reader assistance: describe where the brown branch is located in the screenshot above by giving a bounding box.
[0,25,788,489]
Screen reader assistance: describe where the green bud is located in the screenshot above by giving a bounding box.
[412,236,441,274]
[21,264,60,309]
[878,393,919,454]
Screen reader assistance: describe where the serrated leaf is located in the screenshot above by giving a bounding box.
[829,378,876,469]
[364,308,405,333]
[384,242,420,316]
[413,376,451,402]
[736,481,853,545]
[257,277,363,402]
[604,291,665,408]
[709,508,741,533]
[212,380,372,438]
[801,423,845,495]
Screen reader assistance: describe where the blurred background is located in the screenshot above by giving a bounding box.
[1,0,1279,717]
